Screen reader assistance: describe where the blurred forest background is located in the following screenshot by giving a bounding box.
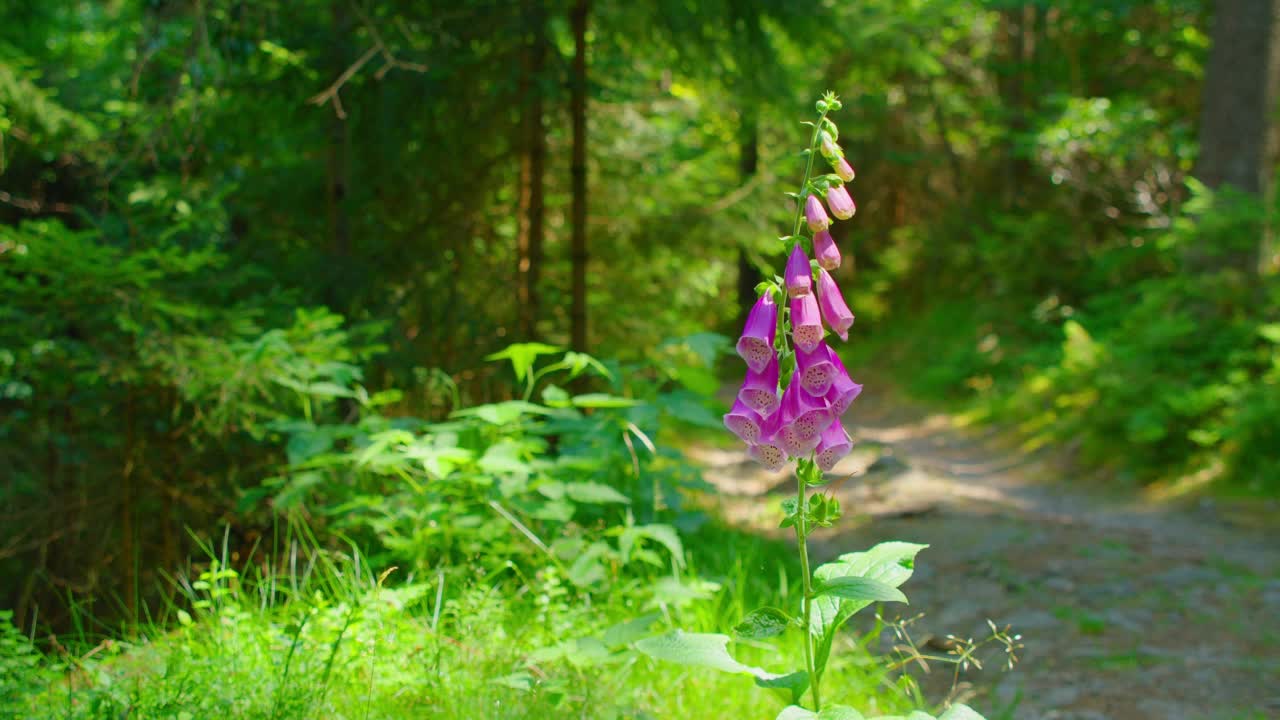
[2,0,1279,716]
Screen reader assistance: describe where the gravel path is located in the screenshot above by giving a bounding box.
[689,384,1280,720]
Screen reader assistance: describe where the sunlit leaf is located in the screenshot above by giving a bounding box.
[634,631,781,679]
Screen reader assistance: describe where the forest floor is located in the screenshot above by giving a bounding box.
[687,381,1280,720]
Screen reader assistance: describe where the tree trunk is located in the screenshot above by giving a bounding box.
[569,0,589,352]
[1198,0,1280,196]
[736,108,760,323]
[516,1,547,340]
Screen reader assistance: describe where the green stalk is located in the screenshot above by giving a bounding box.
[791,107,832,238]
[795,469,820,711]
[782,97,837,710]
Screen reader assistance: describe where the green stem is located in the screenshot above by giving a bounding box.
[791,109,832,238]
[796,469,820,711]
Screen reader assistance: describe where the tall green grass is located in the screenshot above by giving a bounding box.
[1,521,911,719]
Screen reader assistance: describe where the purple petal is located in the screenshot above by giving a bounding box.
[825,184,856,220]
[790,293,823,353]
[736,293,778,372]
[804,195,830,233]
[795,342,838,396]
[815,421,853,472]
[784,245,812,298]
[737,355,780,418]
[814,230,840,271]
[816,269,854,341]
[723,399,764,444]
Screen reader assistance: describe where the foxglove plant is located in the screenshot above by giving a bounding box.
[637,94,988,720]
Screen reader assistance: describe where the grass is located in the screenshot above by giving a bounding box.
[0,521,915,719]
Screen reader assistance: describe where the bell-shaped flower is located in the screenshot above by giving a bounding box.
[825,184,856,220]
[826,354,864,416]
[833,158,856,183]
[736,293,777,373]
[813,230,840,271]
[816,269,854,341]
[781,374,834,440]
[804,195,830,233]
[723,399,765,445]
[790,293,824,353]
[737,355,780,418]
[748,443,788,471]
[795,342,838,396]
[815,422,853,472]
[784,245,812,298]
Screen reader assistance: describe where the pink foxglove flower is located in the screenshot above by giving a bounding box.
[825,184,856,220]
[813,230,840,271]
[804,195,830,233]
[790,293,823,353]
[736,293,777,373]
[816,269,854,341]
[737,355,780,418]
[833,158,856,182]
[795,342,838,396]
[784,245,812,298]
[815,422,853,472]
[749,413,789,470]
[826,354,863,416]
[748,443,789,472]
[723,399,765,444]
[780,374,834,440]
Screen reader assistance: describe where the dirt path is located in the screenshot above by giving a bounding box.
[689,384,1280,720]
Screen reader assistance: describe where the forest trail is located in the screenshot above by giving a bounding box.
[687,382,1280,720]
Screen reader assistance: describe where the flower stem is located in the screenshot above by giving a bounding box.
[791,108,832,238]
[795,469,820,711]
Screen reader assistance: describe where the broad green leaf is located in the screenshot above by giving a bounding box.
[619,524,684,568]
[813,576,908,604]
[452,400,554,425]
[490,672,534,691]
[733,607,793,640]
[601,613,660,649]
[564,482,630,504]
[486,343,562,382]
[634,631,780,679]
[570,393,639,408]
[541,384,571,407]
[938,704,986,720]
[819,707,867,720]
[777,707,817,720]
[810,543,927,686]
[478,440,531,476]
[1258,323,1280,343]
[656,390,724,429]
[306,381,356,398]
[562,351,612,379]
[645,576,720,609]
[755,670,809,705]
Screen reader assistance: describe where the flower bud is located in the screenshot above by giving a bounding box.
[804,195,830,233]
[820,131,841,160]
[825,184,856,221]
[813,230,840,271]
[833,158,856,183]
